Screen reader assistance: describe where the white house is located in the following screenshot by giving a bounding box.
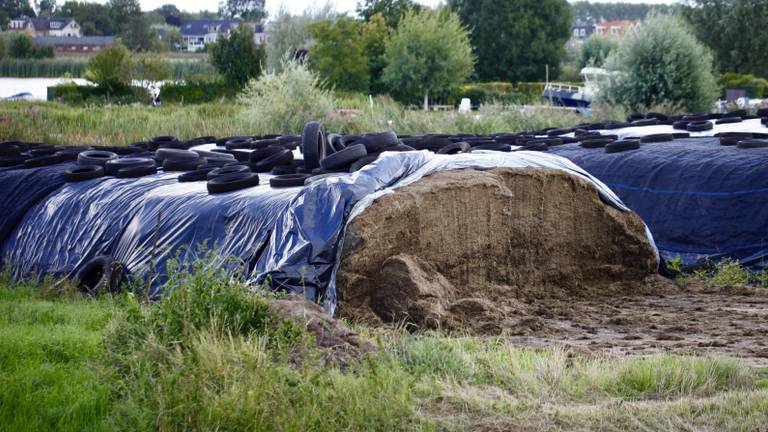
[179,19,267,52]
[7,16,82,38]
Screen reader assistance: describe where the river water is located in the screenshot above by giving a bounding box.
[0,78,92,101]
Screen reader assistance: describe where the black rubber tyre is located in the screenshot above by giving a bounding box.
[224,137,254,149]
[726,109,747,118]
[683,114,708,122]
[348,154,379,172]
[207,164,250,180]
[472,143,512,152]
[23,155,62,168]
[30,146,57,157]
[602,121,629,130]
[384,144,416,152]
[211,149,250,162]
[104,157,156,176]
[302,121,326,170]
[672,133,691,139]
[117,165,157,178]
[320,143,367,170]
[737,139,768,149]
[436,142,471,154]
[646,112,668,121]
[271,165,297,175]
[640,133,674,143]
[357,131,399,153]
[155,148,198,161]
[193,150,235,162]
[686,121,713,132]
[0,142,24,157]
[179,167,217,182]
[517,140,549,152]
[207,172,260,194]
[716,116,742,124]
[717,132,753,146]
[163,157,200,171]
[55,149,86,161]
[152,135,178,144]
[580,137,615,148]
[250,146,286,163]
[546,127,572,137]
[251,148,293,172]
[631,118,658,127]
[326,133,344,154]
[269,173,312,188]
[0,156,28,167]
[64,165,104,182]
[78,150,117,166]
[672,121,690,130]
[627,113,645,122]
[187,136,217,146]
[75,255,127,294]
[605,139,640,153]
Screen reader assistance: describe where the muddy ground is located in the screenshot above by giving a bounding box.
[501,283,768,367]
[335,168,768,367]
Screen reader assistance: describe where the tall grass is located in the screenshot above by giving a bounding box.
[0,58,214,80]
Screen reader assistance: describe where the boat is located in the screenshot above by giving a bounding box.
[542,67,611,112]
[3,92,35,101]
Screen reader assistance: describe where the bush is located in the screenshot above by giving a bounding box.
[161,81,235,104]
[9,33,34,58]
[452,82,518,106]
[210,23,264,90]
[308,17,370,92]
[48,82,148,105]
[602,14,718,112]
[239,60,337,134]
[719,72,768,99]
[85,42,133,95]
[579,34,619,69]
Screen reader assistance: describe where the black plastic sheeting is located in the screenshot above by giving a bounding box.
[0,150,644,313]
[549,137,768,267]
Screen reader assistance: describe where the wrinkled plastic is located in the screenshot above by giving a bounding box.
[549,137,768,267]
[1,150,652,313]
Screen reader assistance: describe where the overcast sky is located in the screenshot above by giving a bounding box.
[99,0,680,16]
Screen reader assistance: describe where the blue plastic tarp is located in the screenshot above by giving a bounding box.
[549,137,768,267]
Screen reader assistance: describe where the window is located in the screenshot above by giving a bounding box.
[611,27,619,35]
[580,29,586,37]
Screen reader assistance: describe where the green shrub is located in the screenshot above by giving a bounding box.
[85,42,133,95]
[452,82,518,106]
[48,82,148,105]
[239,60,337,134]
[9,33,34,58]
[160,81,235,104]
[602,14,718,112]
[210,23,265,89]
[579,34,619,69]
[719,72,768,99]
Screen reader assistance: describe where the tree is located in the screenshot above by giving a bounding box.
[449,0,572,82]
[0,0,36,29]
[578,34,619,69]
[109,0,142,34]
[219,0,266,21]
[120,15,160,52]
[210,24,265,89]
[382,8,474,109]
[36,0,56,16]
[571,1,676,23]
[265,6,335,73]
[163,27,184,51]
[307,17,369,92]
[156,4,180,18]
[132,53,172,88]
[9,33,34,58]
[356,0,420,27]
[0,36,6,61]
[602,15,718,112]
[362,12,390,93]
[59,1,115,35]
[683,0,768,77]
[85,42,133,94]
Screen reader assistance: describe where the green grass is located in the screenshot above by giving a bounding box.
[0,58,214,79]
[1,270,766,431]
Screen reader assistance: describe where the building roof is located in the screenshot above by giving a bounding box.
[180,19,237,36]
[33,36,115,46]
[29,16,75,31]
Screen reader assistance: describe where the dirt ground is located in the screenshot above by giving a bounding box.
[335,167,768,366]
[503,283,768,367]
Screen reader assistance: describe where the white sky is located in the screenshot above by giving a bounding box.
[95,0,680,16]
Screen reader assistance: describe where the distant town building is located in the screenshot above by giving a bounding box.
[593,20,640,38]
[7,16,82,38]
[571,23,595,39]
[179,19,267,52]
[33,36,115,53]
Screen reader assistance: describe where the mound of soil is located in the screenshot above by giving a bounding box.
[336,168,667,334]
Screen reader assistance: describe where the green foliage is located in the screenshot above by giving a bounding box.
[571,0,676,23]
[48,82,149,105]
[9,33,34,59]
[33,44,55,59]
[162,27,183,51]
[120,14,161,52]
[219,0,266,21]
[579,34,619,69]
[684,0,768,77]
[239,60,336,134]
[453,82,518,106]
[265,6,335,73]
[210,24,265,89]
[362,12,390,94]
[602,14,718,113]
[0,36,5,61]
[85,42,132,94]
[449,0,572,82]
[719,72,768,99]
[308,17,370,92]
[382,7,474,106]
[161,81,235,104]
[59,1,116,36]
[689,260,751,287]
[356,0,421,27]
[0,0,35,29]
[132,53,172,85]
